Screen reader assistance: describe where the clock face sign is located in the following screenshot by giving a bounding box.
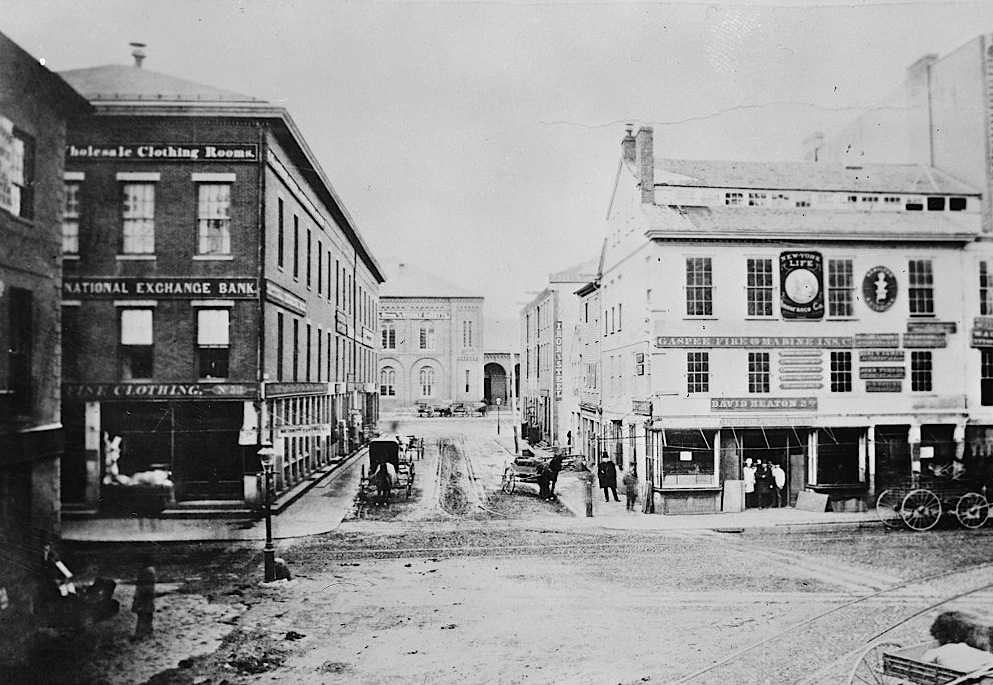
[862,266,898,312]
[780,251,824,319]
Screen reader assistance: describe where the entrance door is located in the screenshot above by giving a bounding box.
[788,448,806,507]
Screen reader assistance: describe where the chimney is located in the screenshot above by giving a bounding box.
[621,126,636,164]
[635,126,654,204]
[130,42,147,68]
[803,132,824,162]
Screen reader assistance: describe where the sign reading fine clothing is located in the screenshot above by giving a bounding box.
[554,321,563,401]
[63,383,256,399]
[63,278,258,299]
[710,397,817,412]
[66,143,258,162]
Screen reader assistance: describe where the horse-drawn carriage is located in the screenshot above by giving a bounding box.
[849,640,993,685]
[875,459,992,531]
[359,435,418,504]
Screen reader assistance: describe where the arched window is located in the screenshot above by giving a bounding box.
[379,367,396,396]
[418,324,434,350]
[419,367,435,397]
[381,323,396,350]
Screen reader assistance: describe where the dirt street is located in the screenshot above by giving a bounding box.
[11,415,993,685]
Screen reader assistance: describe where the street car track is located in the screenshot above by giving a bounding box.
[668,558,993,685]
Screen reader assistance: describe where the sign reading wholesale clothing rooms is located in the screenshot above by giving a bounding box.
[63,278,259,299]
[66,143,259,162]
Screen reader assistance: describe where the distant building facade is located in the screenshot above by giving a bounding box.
[602,126,987,515]
[58,56,383,513]
[519,261,596,447]
[378,263,483,410]
[0,31,90,642]
[574,277,601,464]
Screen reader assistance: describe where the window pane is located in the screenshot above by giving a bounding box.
[197,309,230,346]
[120,309,153,345]
[198,184,231,254]
[122,183,155,253]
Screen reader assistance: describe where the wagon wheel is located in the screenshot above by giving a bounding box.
[501,469,516,494]
[875,489,904,530]
[847,641,903,685]
[900,488,942,531]
[955,492,990,529]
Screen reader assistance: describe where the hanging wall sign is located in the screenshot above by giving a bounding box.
[862,266,898,312]
[780,251,823,319]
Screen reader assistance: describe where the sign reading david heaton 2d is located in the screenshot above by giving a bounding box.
[780,252,823,319]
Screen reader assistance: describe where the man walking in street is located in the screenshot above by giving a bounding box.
[597,458,619,502]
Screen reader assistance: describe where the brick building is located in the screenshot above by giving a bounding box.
[58,54,383,514]
[0,31,90,645]
[378,263,483,411]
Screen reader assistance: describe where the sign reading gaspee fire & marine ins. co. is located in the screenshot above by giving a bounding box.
[779,251,824,319]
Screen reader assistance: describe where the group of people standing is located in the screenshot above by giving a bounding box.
[743,458,786,509]
[597,459,641,511]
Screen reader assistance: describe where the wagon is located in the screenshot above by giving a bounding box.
[875,465,990,531]
[359,436,415,500]
[500,453,549,495]
[849,640,993,685]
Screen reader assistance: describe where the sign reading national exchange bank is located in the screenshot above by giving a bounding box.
[63,278,258,299]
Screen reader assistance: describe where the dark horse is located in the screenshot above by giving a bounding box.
[369,462,398,504]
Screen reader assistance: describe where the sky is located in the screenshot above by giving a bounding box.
[6,0,993,349]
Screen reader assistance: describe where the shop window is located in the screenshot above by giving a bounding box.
[380,367,396,396]
[63,181,81,254]
[906,200,924,211]
[687,352,709,394]
[746,258,773,317]
[982,349,993,406]
[419,367,435,397]
[685,257,713,316]
[748,352,770,393]
[121,183,155,254]
[724,192,742,206]
[911,351,933,392]
[927,197,946,211]
[816,428,862,484]
[119,308,153,380]
[659,429,716,486]
[197,184,231,255]
[827,259,854,317]
[950,197,967,211]
[0,288,32,414]
[0,123,34,220]
[197,309,229,379]
[830,351,852,392]
[908,259,934,316]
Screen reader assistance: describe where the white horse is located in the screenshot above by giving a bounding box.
[369,462,398,504]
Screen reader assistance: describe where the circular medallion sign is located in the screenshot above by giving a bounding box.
[862,266,898,312]
[784,269,820,304]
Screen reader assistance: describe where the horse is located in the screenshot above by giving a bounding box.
[368,461,397,504]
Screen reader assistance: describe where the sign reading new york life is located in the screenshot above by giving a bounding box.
[63,277,259,299]
[66,143,259,162]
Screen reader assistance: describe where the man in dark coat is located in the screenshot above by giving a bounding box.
[547,455,564,499]
[597,459,619,502]
[131,558,156,641]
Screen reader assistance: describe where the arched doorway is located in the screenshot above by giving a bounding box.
[483,362,508,405]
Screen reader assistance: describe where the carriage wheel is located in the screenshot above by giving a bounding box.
[955,492,990,529]
[847,641,903,685]
[501,469,516,494]
[900,489,942,531]
[875,489,903,530]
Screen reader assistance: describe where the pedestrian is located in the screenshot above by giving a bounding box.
[771,462,786,507]
[547,454,564,499]
[622,464,639,511]
[597,458,619,502]
[756,461,774,509]
[743,458,756,509]
[131,556,156,641]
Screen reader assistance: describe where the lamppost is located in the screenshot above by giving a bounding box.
[258,446,276,582]
[496,397,502,435]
